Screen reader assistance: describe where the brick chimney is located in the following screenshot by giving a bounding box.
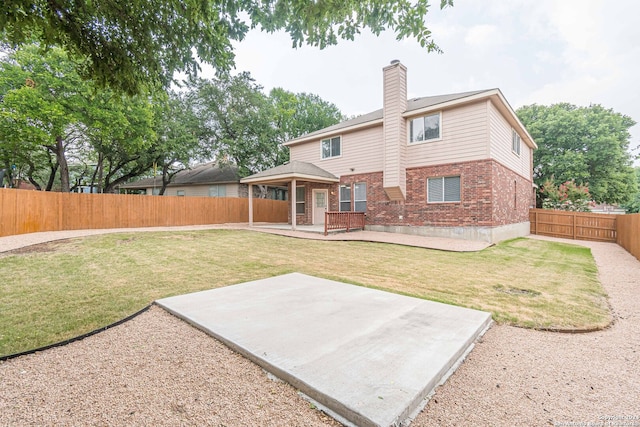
[382,60,408,201]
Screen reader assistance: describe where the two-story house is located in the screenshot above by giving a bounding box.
[242,61,536,243]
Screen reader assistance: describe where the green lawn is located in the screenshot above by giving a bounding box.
[0,230,611,356]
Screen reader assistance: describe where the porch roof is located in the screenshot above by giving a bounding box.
[240,160,339,185]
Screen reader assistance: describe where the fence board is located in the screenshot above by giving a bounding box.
[617,213,640,262]
[0,189,288,238]
[529,208,617,242]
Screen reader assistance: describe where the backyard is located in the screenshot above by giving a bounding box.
[0,229,611,357]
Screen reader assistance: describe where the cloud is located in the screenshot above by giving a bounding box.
[464,24,503,48]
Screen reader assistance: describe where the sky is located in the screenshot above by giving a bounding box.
[201,0,640,164]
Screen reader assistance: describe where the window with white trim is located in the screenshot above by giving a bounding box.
[152,187,161,195]
[208,184,227,197]
[339,185,351,211]
[176,190,185,196]
[410,112,441,143]
[427,176,460,203]
[354,182,367,212]
[296,186,305,214]
[321,136,341,159]
[512,129,521,155]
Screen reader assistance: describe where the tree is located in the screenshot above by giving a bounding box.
[1,0,454,94]
[269,88,344,144]
[0,43,157,192]
[517,103,638,206]
[150,92,204,195]
[0,44,86,192]
[191,73,343,178]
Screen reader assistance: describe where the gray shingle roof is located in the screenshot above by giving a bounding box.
[285,89,493,145]
[241,161,338,183]
[120,162,240,189]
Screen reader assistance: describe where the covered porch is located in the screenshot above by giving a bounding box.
[240,161,342,231]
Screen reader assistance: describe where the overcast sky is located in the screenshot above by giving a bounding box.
[209,0,640,162]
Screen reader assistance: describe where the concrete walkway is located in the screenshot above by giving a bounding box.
[0,223,491,253]
[157,273,492,427]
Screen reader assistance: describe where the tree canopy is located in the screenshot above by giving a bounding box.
[190,73,343,177]
[1,43,343,191]
[517,103,638,206]
[1,0,453,94]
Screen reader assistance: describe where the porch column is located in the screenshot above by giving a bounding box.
[248,184,253,227]
[291,178,297,231]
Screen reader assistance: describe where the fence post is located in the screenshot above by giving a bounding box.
[324,211,328,236]
[572,212,576,239]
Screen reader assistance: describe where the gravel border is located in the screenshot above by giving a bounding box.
[1,234,638,426]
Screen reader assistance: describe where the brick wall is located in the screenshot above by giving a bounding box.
[491,161,534,226]
[287,181,336,225]
[285,159,533,228]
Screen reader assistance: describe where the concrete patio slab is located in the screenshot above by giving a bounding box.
[156,273,492,427]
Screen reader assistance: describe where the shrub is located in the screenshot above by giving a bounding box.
[539,178,591,212]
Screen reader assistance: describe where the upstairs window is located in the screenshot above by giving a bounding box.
[427,176,460,203]
[321,136,341,159]
[410,112,441,143]
[339,185,351,211]
[512,129,521,155]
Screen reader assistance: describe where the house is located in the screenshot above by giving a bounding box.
[241,61,537,243]
[121,162,286,199]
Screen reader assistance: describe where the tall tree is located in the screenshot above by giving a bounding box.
[150,92,204,195]
[0,44,85,191]
[269,88,344,144]
[517,103,638,205]
[1,0,453,94]
[191,74,343,177]
[191,73,277,177]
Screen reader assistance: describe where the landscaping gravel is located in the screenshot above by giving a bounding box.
[1,232,638,426]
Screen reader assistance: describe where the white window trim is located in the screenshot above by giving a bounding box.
[354,182,367,212]
[408,111,442,145]
[295,185,306,215]
[320,135,343,160]
[339,184,351,212]
[512,128,521,156]
[427,176,461,204]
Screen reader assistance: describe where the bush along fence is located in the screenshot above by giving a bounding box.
[0,188,288,237]
[529,208,640,261]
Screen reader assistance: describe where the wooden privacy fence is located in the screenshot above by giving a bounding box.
[616,213,640,262]
[324,211,366,236]
[0,188,288,237]
[529,209,617,242]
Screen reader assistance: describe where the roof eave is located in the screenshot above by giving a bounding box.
[283,118,383,147]
[241,172,339,185]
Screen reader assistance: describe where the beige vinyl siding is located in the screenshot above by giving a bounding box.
[488,101,532,179]
[406,101,488,168]
[289,126,384,176]
[145,184,240,197]
[382,63,408,198]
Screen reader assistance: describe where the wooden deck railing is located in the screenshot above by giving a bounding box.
[324,211,366,236]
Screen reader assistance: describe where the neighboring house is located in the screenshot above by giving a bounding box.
[121,162,286,199]
[589,203,626,215]
[242,61,537,243]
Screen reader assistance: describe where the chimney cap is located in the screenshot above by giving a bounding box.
[390,59,401,65]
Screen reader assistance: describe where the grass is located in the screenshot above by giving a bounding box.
[0,230,611,356]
